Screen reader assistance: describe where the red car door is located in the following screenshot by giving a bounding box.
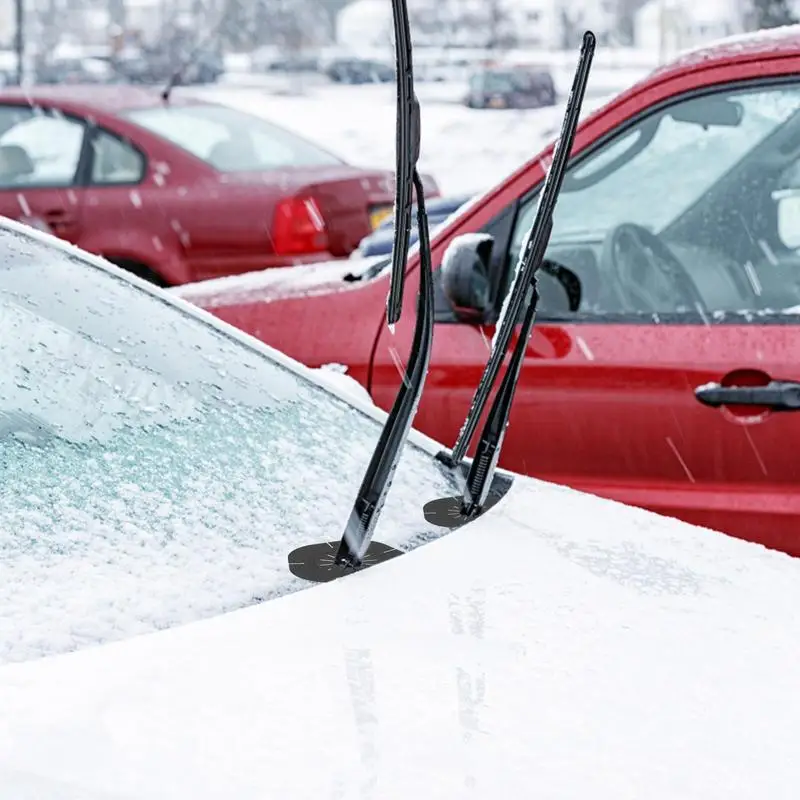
[373,72,800,556]
[76,125,192,285]
[0,105,88,242]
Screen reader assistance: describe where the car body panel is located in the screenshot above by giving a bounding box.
[1,473,800,798]
[176,255,390,388]
[179,28,800,556]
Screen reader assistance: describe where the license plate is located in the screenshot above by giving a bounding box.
[370,206,393,230]
[489,96,506,108]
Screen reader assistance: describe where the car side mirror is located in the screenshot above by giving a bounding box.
[440,233,494,322]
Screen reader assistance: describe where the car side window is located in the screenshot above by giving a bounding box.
[90,129,145,185]
[0,106,85,188]
[503,80,800,322]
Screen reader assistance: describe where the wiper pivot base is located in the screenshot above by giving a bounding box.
[423,488,504,529]
[288,540,403,583]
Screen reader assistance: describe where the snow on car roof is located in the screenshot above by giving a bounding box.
[649,22,800,81]
[1,472,800,797]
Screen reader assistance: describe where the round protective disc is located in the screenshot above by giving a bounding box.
[423,491,503,529]
[288,540,403,583]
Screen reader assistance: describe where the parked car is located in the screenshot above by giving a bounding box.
[325,57,394,84]
[465,65,557,109]
[0,85,438,285]
[35,56,121,85]
[354,193,474,257]
[1,214,798,798]
[176,25,800,556]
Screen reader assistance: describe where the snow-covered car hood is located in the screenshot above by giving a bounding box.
[2,474,800,798]
[170,255,387,309]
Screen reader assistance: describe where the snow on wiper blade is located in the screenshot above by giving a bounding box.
[287,0,435,584]
[425,30,596,527]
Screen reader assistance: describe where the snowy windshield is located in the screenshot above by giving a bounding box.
[123,103,344,172]
[0,228,457,665]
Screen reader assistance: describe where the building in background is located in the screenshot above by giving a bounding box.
[632,0,800,58]
[335,0,617,52]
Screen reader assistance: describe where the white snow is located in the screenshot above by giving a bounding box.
[172,254,385,308]
[313,363,375,405]
[2,474,800,797]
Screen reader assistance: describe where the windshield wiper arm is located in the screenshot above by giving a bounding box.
[288,0,434,583]
[436,31,595,473]
[425,31,595,526]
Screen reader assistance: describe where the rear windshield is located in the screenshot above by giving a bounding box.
[122,104,343,172]
[474,70,548,94]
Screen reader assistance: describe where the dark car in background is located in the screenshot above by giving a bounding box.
[112,47,223,85]
[465,66,556,109]
[36,57,122,85]
[325,58,394,84]
[354,194,474,257]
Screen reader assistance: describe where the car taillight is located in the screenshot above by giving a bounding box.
[272,196,329,256]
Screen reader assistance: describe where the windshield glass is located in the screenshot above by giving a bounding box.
[122,104,343,172]
[0,228,458,665]
[549,84,800,239]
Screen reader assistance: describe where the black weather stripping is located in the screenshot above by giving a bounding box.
[425,31,596,528]
[288,0,434,584]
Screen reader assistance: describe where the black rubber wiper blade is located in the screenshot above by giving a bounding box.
[287,0,435,584]
[438,30,596,470]
[424,31,595,529]
[331,168,433,566]
[385,0,419,327]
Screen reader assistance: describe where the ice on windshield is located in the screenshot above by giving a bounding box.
[0,302,200,443]
[0,229,459,665]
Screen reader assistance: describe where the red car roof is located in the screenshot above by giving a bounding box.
[647,23,800,82]
[0,84,204,114]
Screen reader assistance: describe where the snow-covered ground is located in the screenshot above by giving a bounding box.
[188,62,646,196]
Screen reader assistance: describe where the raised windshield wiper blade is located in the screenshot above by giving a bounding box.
[288,0,435,584]
[425,31,595,527]
[436,30,595,472]
[385,0,418,327]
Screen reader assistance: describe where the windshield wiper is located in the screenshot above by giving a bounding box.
[288,0,434,583]
[425,31,595,527]
[385,0,417,327]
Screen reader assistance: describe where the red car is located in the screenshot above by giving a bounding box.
[175,26,800,557]
[0,85,438,285]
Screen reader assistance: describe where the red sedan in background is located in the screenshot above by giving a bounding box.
[176,26,800,557]
[0,85,438,285]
